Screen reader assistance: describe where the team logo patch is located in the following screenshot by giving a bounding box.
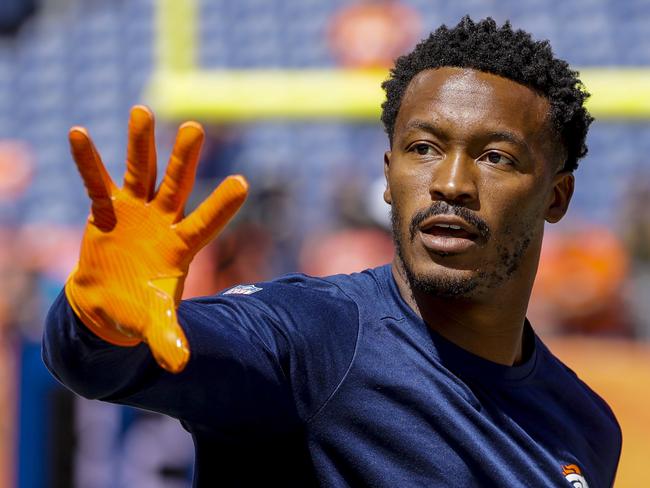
[562,464,589,488]
[223,284,263,295]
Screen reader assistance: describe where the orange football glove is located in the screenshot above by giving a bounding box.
[64,105,248,373]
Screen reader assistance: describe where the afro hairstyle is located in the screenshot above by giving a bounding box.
[380,16,593,172]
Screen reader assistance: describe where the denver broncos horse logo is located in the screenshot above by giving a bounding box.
[562,464,590,488]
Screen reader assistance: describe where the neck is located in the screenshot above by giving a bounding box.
[391,258,534,366]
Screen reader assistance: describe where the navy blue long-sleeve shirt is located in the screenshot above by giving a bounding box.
[43,265,621,487]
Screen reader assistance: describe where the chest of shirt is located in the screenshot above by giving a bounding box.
[304,318,603,488]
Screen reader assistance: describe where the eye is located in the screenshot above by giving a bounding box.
[480,151,515,166]
[410,143,435,156]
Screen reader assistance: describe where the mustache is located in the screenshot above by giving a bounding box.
[408,201,491,242]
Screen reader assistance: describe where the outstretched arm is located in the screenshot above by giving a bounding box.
[43,289,299,429]
[43,106,306,428]
[43,106,360,433]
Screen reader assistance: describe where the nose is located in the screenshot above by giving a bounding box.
[429,150,478,206]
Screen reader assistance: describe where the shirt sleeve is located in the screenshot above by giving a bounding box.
[42,276,359,433]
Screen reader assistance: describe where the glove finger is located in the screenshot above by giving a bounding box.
[176,175,248,250]
[144,295,190,373]
[123,105,157,201]
[153,121,204,222]
[69,127,117,231]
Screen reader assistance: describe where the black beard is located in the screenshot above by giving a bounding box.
[390,202,532,299]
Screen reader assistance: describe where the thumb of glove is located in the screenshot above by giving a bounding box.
[143,289,190,373]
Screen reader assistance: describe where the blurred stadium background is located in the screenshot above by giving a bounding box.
[0,0,648,486]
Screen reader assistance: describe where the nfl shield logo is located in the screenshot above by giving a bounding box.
[223,284,263,296]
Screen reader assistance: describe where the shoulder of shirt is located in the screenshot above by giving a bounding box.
[182,268,392,422]
[179,266,393,336]
[214,264,391,306]
[535,337,622,435]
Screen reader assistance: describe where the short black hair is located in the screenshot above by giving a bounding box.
[381,16,593,172]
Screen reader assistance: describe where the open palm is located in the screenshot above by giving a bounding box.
[65,106,248,373]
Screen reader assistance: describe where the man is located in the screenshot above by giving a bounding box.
[43,17,621,487]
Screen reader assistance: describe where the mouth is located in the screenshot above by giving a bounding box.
[418,216,481,255]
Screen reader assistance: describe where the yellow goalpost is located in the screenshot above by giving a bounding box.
[145,0,650,121]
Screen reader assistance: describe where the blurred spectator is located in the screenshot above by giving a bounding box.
[529,226,632,336]
[14,224,81,339]
[183,221,276,298]
[299,226,394,277]
[0,141,34,205]
[328,0,421,68]
[183,176,292,297]
[300,172,394,277]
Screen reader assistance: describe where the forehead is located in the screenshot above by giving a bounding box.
[395,67,553,145]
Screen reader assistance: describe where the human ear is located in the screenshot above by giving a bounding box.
[545,171,574,223]
[383,151,392,204]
